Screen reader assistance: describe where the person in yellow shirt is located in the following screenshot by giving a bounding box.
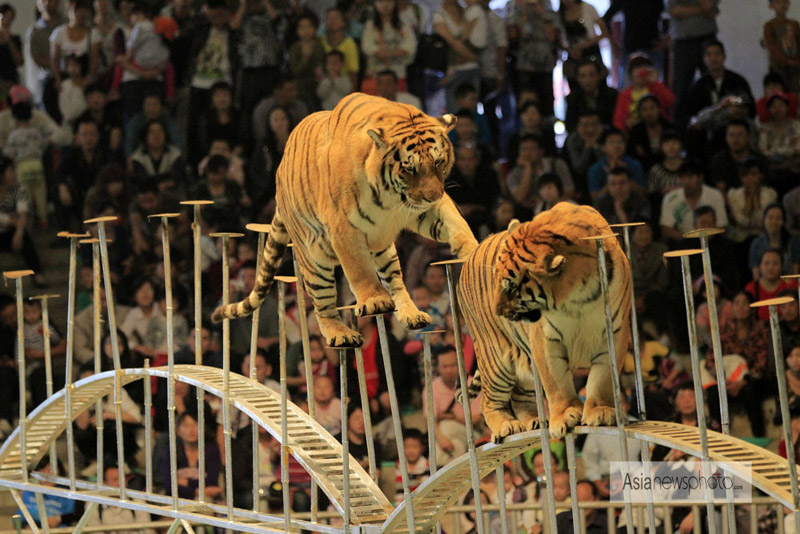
[321,7,360,91]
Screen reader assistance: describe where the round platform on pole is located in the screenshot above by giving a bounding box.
[246,223,272,233]
[336,304,357,311]
[275,276,298,283]
[179,200,215,206]
[2,270,34,279]
[579,233,619,241]
[751,296,795,309]
[83,216,119,224]
[609,222,646,228]
[28,294,60,300]
[79,238,112,245]
[663,249,705,258]
[209,232,245,238]
[782,274,800,280]
[430,258,466,266]
[147,213,181,219]
[682,227,726,239]
[418,330,446,335]
[57,231,90,239]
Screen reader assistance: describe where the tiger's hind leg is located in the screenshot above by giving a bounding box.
[477,337,529,443]
[511,356,541,433]
[373,244,431,330]
[295,245,362,347]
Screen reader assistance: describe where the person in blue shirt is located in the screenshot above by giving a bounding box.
[18,459,79,528]
[587,127,646,200]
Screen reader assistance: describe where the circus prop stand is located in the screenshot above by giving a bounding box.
[276,276,294,533]
[421,330,444,534]
[28,292,60,475]
[345,308,378,482]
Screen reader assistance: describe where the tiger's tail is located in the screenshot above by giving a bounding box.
[211,210,290,322]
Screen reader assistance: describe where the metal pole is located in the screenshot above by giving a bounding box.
[347,310,377,481]
[672,251,717,534]
[291,247,319,521]
[422,332,441,534]
[440,261,485,534]
[63,233,82,491]
[181,200,213,503]
[90,240,103,485]
[31,294,59,474]
[278,280,291,534]
[249,228,267,512]
[593,237,634,534]
[339,348,351,534]
[144,358,153,495]
[763,297,800,533]
[375,315,416,534]
[495,465,509,534]
[33,492,50,534]
[566,434,581,532]
[8,273,28,484]
[613,224,658,534]
[91,218,128,501]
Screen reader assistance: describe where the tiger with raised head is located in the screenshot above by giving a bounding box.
[212,93,478,347]
[458,203,631,441]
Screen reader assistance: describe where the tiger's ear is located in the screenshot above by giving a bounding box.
[438,114,457,133]
[367,128,388,149]
[547,254,566,274]
[507,219,521,232]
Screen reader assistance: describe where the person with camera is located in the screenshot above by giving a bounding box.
[612,53,674,133]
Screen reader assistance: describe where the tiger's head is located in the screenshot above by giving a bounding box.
[367,113,457,209]
[493,208,601,322]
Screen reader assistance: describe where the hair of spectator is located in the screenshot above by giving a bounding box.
[519,133,543,149]
[433,344,457,361]
[636,94,661,111]
[608,166,632,181]
[0,154,14,177]
[693,205,716,223]
[760,247,784,265]
[403,427,426,447]
[599,127,624,145]
[739,157,765,177]
[455,83,477,101]
[517,100,541,117]
[493,196,514,211]
[66,54,89,78]
[702,38,726,56]
[210,81,233,95]
[536,173,564,196]
[422,262,446,278]
[326,49,346,63]
[763,71,787,89]
[678,159,705,177]
[141,118,169,145]
[205,0,228,9]
[0,293,13,313]
[576,479,599,499]
[577,59,601,74]
[35,456,67,476]
[308,334,324,347]
[0,3,14,17]
[137,176,160,196]
[84,82,106,97]
[626,53,653,75]
[577,109,601,122]
[377,69,399,82]
[727,118,751,134]
[130,1,154,17]
[674,380,695,395]
[455,109,474,122]
[177,410,199,425]
[207,154,229,175]
[347,400,364,419]
[68,0,92,11]
[372,0,401,31]
[661,130,682,144]
[10,102,31,122]
[240,259,257,272]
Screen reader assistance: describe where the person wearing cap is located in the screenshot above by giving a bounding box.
[759,91,800,189]
[0,85,66,150]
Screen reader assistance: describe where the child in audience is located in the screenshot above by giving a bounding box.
[764,0,800,92]
[313,375,342,435]
[296,335,337,387]
[318,50,352,111]
[757,72,798,122]
[395,428,429,502]
[647,132,684,196]
[58,55,88,131]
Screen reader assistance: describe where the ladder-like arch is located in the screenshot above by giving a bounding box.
[0,365,392,526]
[382,420,797,534]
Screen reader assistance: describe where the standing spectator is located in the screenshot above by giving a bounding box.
[57,55,88,131]
[91,0,122,86]
[318,50,352,110]
[433,0,485,113]
[659,161,727,242]
[612,54,674,132]
[0,4,22,89]
[764,0,800,93]
[230,0,287,124]
[321,7,360,91]
[559,0,610,89]
[668,0,719,120]
[587,128,645,200]
[361,0,417,95]
[508,0,560,118]
[593,166,651,225]
[0,157,44,284]
[478,0,507,138]
[564,60,618,132]
[603,0,667,86]
[759,92,800,195]
[50,0,100,123]
[26,0,66,121]
[289,15,325,110]
[709,120,769,193]
[0,85,65,149]
[749,203,800,282]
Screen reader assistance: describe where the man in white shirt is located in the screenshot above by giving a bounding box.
[660,161,727,242]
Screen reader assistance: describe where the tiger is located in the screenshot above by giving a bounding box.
[212,93,478,347]
[457,203,631,441]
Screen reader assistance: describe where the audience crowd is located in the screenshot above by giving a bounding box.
[1,0,800,531]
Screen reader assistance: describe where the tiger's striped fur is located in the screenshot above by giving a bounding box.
[212,93,478,347]
[458,203,631,441]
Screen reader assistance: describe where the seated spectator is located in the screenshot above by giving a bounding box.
[314,375,342,435]
[507,134,573,215]
[253,79,309,151]
[630,220,669,336]
[484,197,516,238]
[424,346,481,466]
[659,161,727,242]
[593,166,651,225]
[335,403,383,474]
[710,120,770,193]
[128,119,186,192]
[23,298,65,407]
[695,275,734,351]
[197,137,245,188]
[226,260,279,358]
[781,296,800,356]
[18,459,78,528]
[506,101,556,161]
[249,105,294,205]
[728,159,778,248]
[195,82,244,166]
[318,50,353,110]
[749,203,800,281]
[124,92,181,156]
[175,322,222,368]
[86,463,155,531]
[164,411,223,500]
[451,110,496,169]
[77,84,122,153]
[563,110,603,199]
[676,206,740,295]
[57,55,89,132]
[446,143,499,233]
[647,131,684,196]
[119,276,162,359]
[360,0,416,95]
[297,334,337,386]
[756,72,798,123]
[0,157,44,284]
[555,480,607,533]
[375,68,420,107]
[690,93,756,156]
[759,92,800,195]
[395,428,429,501]
[73,287,130,365]
[129,178,169,258]
[745,249,798,320]
[565,59,617,132]
[684,39,755,128]
[626,94,673,172]
[612,53,674,132]
[320,7,360,90]
[587,128,645,200]
[452,83,492,148]
[533,173,570,216]
[290,15,325,112]
[194,155,250,227]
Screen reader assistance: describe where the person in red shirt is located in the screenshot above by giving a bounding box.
[745,248,799,320]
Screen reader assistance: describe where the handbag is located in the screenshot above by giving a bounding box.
[415,33,449,72]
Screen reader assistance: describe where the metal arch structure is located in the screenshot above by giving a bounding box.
[383,421,799,534]
[0,365,392,531]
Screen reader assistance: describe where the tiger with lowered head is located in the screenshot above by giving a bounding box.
[212,93,478,347]
[458,203,631,441]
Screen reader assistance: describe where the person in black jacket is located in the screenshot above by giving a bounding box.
[565,60,618,132]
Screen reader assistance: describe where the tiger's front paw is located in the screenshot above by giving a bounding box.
[321,322,364,348]
[356,293,395,317]
[582,406,616,427]
[491,419,526,443]
[548,406,582,438]
[396,306,432,330]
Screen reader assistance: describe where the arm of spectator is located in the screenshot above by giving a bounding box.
[612,91,629,131]
[361,21,381,58]
[660,225,683,242]
[51,41,63,91]
[395,24,417,64]
[554,158,575,197]
[0,30,21,66]
[509,163,534,205]
[229,0,247,31]
[433,22,479,62]
[89,34,101,81]
[668,1,706,18]
[648,81,675,115]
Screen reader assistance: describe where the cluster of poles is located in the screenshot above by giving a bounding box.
[3,208,800,534]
